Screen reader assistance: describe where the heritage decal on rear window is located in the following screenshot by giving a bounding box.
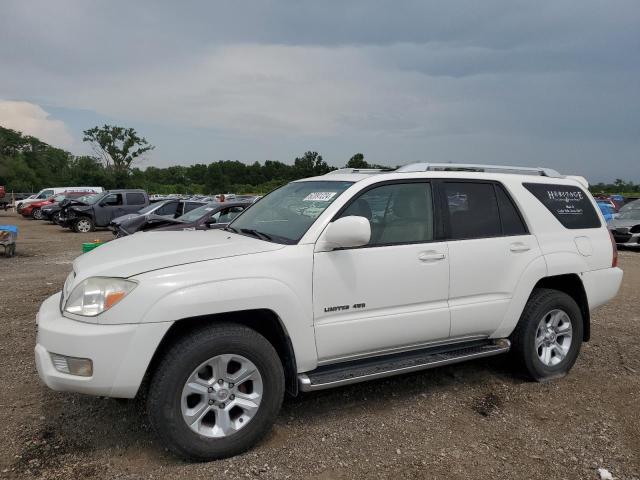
[523,183,601,229]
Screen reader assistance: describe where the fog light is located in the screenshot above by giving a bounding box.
[50,353,93,377]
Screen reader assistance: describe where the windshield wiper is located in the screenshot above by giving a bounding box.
[224,226,240,234]
[239,228,273,241]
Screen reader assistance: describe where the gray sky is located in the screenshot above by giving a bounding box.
[1,0,638,183]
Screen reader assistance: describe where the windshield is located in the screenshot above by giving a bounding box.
[75,194,97,203]
[229,180,353,244]
[618,208,640,220]
[178,202,217,222]
[84,193,105,205]
[52,194,66,202]
[138,202,161,214]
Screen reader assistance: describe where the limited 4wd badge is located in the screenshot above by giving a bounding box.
[324,303,366,313]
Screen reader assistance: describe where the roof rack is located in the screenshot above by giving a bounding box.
[396,162,562,178]
[325,168,393,175]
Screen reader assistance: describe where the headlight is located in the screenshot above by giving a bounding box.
[630,225,640,234]
[64,277,137,316]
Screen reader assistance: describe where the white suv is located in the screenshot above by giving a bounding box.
[35,163,623,460]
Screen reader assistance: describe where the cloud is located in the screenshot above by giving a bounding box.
[0,100,74,149]
[0,0,638,181]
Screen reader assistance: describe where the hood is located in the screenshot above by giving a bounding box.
[72,229,284,279]
[111,213,141,225]
[116,213,181,235]
[609,218,640,229]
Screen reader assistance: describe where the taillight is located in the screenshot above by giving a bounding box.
[609,231,618,268]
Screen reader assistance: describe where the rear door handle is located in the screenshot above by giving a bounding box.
[418,251,446,262]
[510,242,531,253]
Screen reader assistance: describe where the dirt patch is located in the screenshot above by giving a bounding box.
[0,212,639,479]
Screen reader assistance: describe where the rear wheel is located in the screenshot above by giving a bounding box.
[73,217,94,233]
[51,212,61,223]
[32,208,43,220]
[511,288,583,381]
[147,323,284,460]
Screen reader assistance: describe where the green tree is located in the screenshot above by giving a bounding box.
[346,153,369,169]
[293,151,334,177]
[83,125,154,186]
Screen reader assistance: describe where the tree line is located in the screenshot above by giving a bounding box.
[1,124,637,195]
[0,125,354,194]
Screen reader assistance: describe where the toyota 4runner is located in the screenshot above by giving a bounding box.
[35,163,623,460]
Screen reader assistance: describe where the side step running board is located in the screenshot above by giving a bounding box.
[298,339,510,392]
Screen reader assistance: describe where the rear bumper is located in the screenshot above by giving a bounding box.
[581,267,624,311]
[35,293,172,398]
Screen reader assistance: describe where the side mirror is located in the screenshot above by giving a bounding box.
[316,216,371,252]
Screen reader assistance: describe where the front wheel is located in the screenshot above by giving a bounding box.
[32,208,43,220]
[511,288,583,381]
[73,217,94,233]
[147,323,285,460]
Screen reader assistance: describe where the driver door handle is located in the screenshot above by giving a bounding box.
[418,251,446,262]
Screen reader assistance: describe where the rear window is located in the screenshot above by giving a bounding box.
[523,183,601,229]
[126,192,146,205]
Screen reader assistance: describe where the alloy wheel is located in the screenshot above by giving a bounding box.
[535,309,573,367]
[180,354,263,438]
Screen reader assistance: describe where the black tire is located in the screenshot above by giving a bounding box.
[147,323,285,461]
[73,217,94,233]
[510,288,583,382]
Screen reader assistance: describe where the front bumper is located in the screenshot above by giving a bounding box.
[35,293,172,398]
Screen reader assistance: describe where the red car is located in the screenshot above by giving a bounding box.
[20,191,96,219]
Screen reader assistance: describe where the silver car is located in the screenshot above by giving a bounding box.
[609,199,640,248]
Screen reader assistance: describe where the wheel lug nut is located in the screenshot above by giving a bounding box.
[208,399,214,405]
[208,387,214,393]
[219,403,225,409]
[229,383,234,388]
[230,394,235,400]
[218,379,224,385]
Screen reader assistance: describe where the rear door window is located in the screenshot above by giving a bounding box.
[155,201,179,216]
[126,192,146,205]
[184,202,204,214]
[442,182,502,240]
[523,183,601,229]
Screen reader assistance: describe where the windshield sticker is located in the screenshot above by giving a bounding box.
[303,192,337,202]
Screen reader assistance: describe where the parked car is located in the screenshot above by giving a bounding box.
[58,189,149,233]
[43,194,98,223]
[112,201,251,237]
[596,201,616,223]
[35,163,622,460]
[609,199,640,248]
[15,186,103,211]
[109,199,208,235]
[20,191,98,220]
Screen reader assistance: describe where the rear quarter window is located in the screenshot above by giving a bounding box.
[523,183,601,229]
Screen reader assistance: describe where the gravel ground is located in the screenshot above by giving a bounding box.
[0,213,638,480]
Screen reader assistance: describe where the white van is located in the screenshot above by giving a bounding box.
[15,187,103,210]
